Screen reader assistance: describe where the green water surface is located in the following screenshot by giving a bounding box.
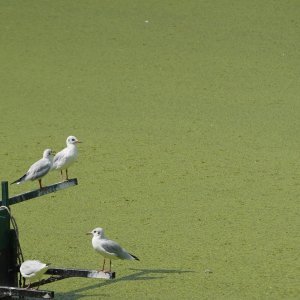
[0,1,299,299]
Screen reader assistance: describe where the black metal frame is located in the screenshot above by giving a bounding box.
[0,180,115,299]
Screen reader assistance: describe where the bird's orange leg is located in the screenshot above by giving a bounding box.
[99,258,106,272]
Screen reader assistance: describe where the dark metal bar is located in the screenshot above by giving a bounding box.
[1,181,9,208]
[29,276,66,289]
[29,267,115,289]
[23,267,115,289]
[4,178,78,206]
[45,267,115,280]
[0,286,54,299]
[0,182,12,288]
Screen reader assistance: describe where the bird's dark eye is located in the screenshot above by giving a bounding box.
[93,230,96,233]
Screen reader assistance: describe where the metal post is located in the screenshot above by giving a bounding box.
[0,181,11,286]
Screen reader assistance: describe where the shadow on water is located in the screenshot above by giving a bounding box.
[54,268,194,299]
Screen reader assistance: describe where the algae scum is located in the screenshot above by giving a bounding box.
[0,0,299,299]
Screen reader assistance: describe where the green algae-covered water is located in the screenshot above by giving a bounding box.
[0,1,299,299]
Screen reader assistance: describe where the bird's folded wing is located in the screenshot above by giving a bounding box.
[101,240,123,256]
[21,264,40,275]
[27,160,51,180]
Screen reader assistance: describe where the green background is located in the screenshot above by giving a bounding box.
[0,1,299,299]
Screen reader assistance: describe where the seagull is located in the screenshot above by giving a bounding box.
[11,149,55,189]
[51,136,81,181]
[20,260,50,289]
[87,227,139,273]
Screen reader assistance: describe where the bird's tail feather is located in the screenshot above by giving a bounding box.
[10,174,26,185]
[129,253,140,261]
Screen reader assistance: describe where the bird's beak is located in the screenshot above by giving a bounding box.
[86,232,92,235]
[76,140,82,144]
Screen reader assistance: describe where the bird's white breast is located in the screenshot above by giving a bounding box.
[53,145,78,170]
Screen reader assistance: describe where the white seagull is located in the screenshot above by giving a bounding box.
[11,149,55,189]
[52,135,81,180]
[20,260,50,289]
[87,227,139,272]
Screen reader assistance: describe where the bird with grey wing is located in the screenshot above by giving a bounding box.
[20,260,50,289]
[51,135,82,181]
[87,227,139,272]
[11,149,55,189]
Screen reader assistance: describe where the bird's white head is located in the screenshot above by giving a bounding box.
[43,149,56,159]
[66,136,81,146]
[86,227,105,239]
